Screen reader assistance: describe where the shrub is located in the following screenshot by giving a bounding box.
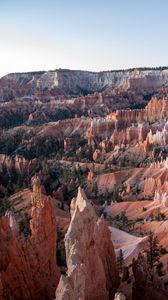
[155,212,166,221]
[0,197,11,217]
[160,247,168,255]
[142,207,147,212]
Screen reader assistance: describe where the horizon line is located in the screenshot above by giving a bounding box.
[2,65,168,78]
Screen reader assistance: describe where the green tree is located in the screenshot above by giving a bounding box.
[117,248,124,272]
[122,266,130,282]
[120,212,128,228]
[146,232,160,269]
[92,181,98,198]
[0,196,11,217]
[155,212,166,221]
[19,213,32,238]
[156,261,164,277]
[56,225,67,267]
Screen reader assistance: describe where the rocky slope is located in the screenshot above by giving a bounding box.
[110,227,148,264]
[55,187,119,300]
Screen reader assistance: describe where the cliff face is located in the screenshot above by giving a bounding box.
[52,68,168,95]
[0,180,60,300]
[55,187,119,300]
[1,68,168,101]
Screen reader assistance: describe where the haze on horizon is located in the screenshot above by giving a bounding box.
[0,0,168,78]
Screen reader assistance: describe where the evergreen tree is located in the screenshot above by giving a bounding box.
[92,181,98,198]
[146,232,160,269]
[117,248,124,272]
[19,213,31,238]
[156,261,164,277]
[122,266,130,282]
[0,196,11,217]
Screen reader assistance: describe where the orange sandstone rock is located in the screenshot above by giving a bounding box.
[0,182,60,300]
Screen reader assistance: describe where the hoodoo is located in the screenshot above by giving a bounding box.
[55,187,119,300]
[0,179,60,300]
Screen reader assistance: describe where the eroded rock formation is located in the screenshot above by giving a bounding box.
[109,97,168,129]
[55,187,119,300]
[0,178,60,300]
[154,191,168,207]
[0,154,37,174]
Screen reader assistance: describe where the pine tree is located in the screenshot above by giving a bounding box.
[122,266,130,282]
[156,261,164,276]
[92,181,98,198]
[117,248,124,272]
[146,232,160,270]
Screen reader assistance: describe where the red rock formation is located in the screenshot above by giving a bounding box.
[111,124,149,146]
[0,154,37,175]
[93,149,102,161]
[109,97,168,129]
[95,218,119,299]
[52,187,64,202]
[55,187,119,300]
[143,159,168,198]
[0,179,60,300]
[144,177,156,197]
[64,137,76,152]
[87,170,95,182]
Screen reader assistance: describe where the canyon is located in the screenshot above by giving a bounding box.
[1,68,168,299]
[1,67,168,129]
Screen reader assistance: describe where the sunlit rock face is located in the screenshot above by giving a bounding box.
[154,191,168,207]
[145,126,168,147]
[144,177,156,197]
[143,156,168,199]
[1,68,168,101]
[114,293,126,300]
[0,179,60,300]
[55,187,119,300]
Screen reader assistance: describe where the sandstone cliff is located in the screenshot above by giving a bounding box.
[55,187,119,300]
[1,68,168,101]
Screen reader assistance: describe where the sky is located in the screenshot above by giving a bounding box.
[0,0,168,77]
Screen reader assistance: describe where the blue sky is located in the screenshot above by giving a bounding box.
[0,0,168,77]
